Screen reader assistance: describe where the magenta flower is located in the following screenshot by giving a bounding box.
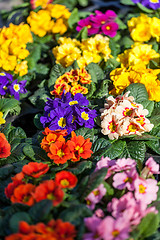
[92,10,117,28]
[145,157,160,175]
[101,22,119,37]
[134,177,158,205]
[97,216,130,240]
[76,16,99,36]
[113,168,138,191]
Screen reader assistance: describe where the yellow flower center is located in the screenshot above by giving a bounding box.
[123,108,133,117]
[3,86,7,90]
[87,25,92,29]
[69,100,78,106]
[108,121,117,133]
[139,184,146,194]
[127,123,138,133]
[124,177,133,183]
[60,179,69,187]
[136,117,145,126]
[101,21,106,24]
[13,84,20,92]
[75,145,84,154]
[86,199,91,205]
[57,149,65,158]
[0,73,5,76]
[81,112,89,121]
[72,116,76,123]
[150,0,159,3]
[106,25,111,30]
[47,193,55,200]
[58,117,66,128]
[112,230,120,237]
[93,190,100,196]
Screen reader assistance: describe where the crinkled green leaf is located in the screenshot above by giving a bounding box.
[126,83,148,103]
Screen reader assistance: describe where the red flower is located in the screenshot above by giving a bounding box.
[22,162,49,178]
[12,172,25,182]
[0,133,11,158]
[66,131,92,162]
[53,219,76,240]
[5,180,24,199]
[55,171,78,189]
[48,141,73,164]
[11,183,35,206]
[34,180,64,206]
[19,221,33,234]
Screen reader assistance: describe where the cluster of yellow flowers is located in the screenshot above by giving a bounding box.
[117,43,159,68]
[110,63,160,102]
[30,0,52,9]
[128,13,160,42]
[27,4,71,37]
[50,68,92,97]
[0,23,33,76]
[52,34,112,68]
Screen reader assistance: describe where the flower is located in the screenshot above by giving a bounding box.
[76,16,98,36]
[132,0,160,10]
[11,183,35,206]
[30,0,53,9]
[0,112,5,125]
[22,162,49,178]
[67,131,93,162]
[0,133,11,158]
[134,177,158,204]
[97,216,130,240]
[8,79,27,100]
[34,180,64,206]
[55,170,78,188]
[101,22,119,37]
[145,157,160,175]
[83,215,102,240]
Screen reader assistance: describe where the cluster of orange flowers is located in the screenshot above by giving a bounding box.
[5,161,77,206]
[6,219,76,240]
[0,133,11,159]
[51,68,92,97]
[41,128,93,164]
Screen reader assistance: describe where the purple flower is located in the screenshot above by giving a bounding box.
[0,73,13,95]
[132,0,160,9]
[75,106,97,128]
[8,79,27,100]
[101,22,119,37]
[76,16,99,36]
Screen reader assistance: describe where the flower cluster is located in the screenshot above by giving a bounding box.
[52,35,112,68]
[5,161,78,206]
[41,128,93,164]
[0,133,11,158]
[110,63,160,101]
[132,0,160,10]
[100,92,154,140]
[84,156,159,240]
[128,13,160,42]
[30,0,53,9]
[51,68,92,97]
[0,73,27,100]
[40,93,97,134]
[5,219,76,240]
[0,23,33,76]
[117,43,159,68]
[76,10,118,37]
[27,4,71,37]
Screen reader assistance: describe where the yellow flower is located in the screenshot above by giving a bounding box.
[130,23,151,42]
[31,0,52,9]
[14,61,28,76]
[0,112,5,125]
[150,17,160,42]
[46,4,71,19]
[51,18,68,35]
[71,84,88,95]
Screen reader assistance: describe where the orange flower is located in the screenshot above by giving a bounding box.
[5,180,24,199]
[11,172,25,182]
[34,180,64,206]
[11,183,35,206]
[79,68,92,84]
[19,221,33,234]
[0,133,11,158]
[22,162,49,178]
[51,82,71,97]
[48,141,73,164]
[55,170,78,189]
[41,129,67,152]
[5,233,24,240]
[53,219,76,240]
[42,128,68,136]
[67,131,92,162]
[71,84,88,95]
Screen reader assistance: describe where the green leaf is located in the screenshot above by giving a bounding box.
[78,0,88,6]
[76,27,88,40]
[29,88,50,109]
[92,138,111,156]
[120,0,135,5]
[35,64,49,75]
[0,99,20,115]
[68,8,80,29]
[23,145,50,162]
[0,164,14,180]
[28,200,53,223]
[86,63,105,83]
[103,140,126,159]
[115,17,127,30]
[34,114,43,130]
[82,168,108,198]
[69,161,92,175]
[121,36,134,48]
[141,100,154,117]
[59,204,92,225]
[136,213,159,239]
[75,127,94,141]
[109,39,121,57]
[48,64,65,89]
[85,82,96,98]
[146,140,160,155]
[126,83,149,103]
[8,127,26,143]
[149,108,160,128]
[94,79,110,98]
[137,3,154,13]
[9,212,31,232]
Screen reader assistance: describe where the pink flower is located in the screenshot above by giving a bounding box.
[83,215,102,240]
[76,17,99,36]
[134,177,158,205]
[113,168,138,191]
[97,216,130,240]
[101,22,119,37]
[145,157,160,175]
[115,158,137,171]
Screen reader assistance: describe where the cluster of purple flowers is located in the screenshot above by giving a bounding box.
[0,73,27,100]
[40,93,97,134]
[132,0,160,9]
[76,10,119,37]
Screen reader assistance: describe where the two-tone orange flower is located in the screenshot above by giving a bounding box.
[22,162,49,178]
[67,131,93,162]
[0,132,11,158]
[55,171,78,189]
